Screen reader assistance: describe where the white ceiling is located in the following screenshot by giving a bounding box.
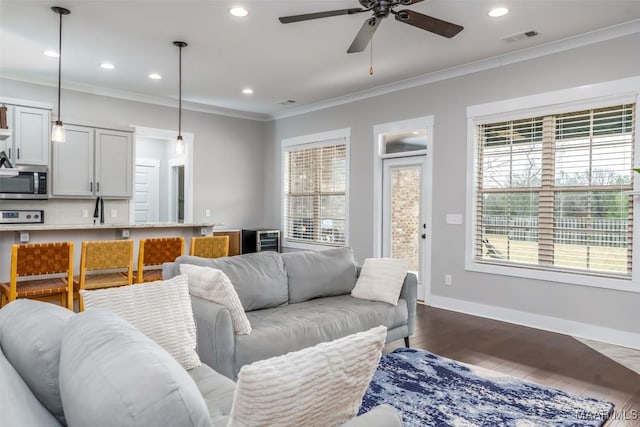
[1,1,640,120]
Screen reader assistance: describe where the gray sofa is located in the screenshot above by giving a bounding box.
[0,299,402,427]
[163,247,417,380]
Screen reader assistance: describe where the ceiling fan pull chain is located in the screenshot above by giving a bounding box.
[369,37,374,75]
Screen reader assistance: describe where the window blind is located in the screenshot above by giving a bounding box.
[475,104,635,278]
[284,139,346,246]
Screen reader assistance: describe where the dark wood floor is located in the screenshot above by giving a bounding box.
[384,304,640,426]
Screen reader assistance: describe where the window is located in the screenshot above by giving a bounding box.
[282,130,349,248]
[474,104,635,279]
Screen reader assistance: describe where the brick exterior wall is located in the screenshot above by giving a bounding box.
[391,167,420,272]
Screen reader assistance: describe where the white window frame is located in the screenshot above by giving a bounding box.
[465,76,640,293]
[281,128,350,251]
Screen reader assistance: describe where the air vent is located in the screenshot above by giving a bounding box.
[501,30,538,43]
[278,100,296,105]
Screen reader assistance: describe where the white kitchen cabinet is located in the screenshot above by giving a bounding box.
[0,105,50,166]
[52,124,132,198]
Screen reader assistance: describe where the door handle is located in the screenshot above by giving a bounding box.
[421,233,426,239]
[90,181,93,192]
[16,148,19,159]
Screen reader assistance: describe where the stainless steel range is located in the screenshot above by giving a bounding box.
[0,210,44,224]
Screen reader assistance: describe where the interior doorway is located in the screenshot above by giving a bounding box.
[169,160,185,223]
[131,126,193,224]
[373,116,433,301]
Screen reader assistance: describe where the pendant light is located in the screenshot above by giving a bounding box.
[174,41,187,154]
[51,6,70,143]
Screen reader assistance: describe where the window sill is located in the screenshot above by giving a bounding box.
[465,260,639,294]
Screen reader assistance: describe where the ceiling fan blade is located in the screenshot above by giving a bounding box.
[401,0,425,4]
[279,8,365,24]
[395,9,463,38]
[347,17,381,53]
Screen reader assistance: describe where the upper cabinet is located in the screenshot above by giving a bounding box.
[52,124,133,199]
[0,105,50,166]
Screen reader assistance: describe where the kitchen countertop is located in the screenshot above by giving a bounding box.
[0,222,223,232]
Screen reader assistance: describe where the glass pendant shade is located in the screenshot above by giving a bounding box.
[175,135,184,154]
[51,120,65,143]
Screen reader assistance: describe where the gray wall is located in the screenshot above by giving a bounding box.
[264,34,640,335]
[0,78,267,229]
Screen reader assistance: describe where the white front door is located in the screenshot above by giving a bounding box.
[135,159,160,223]
[382,155,428,299]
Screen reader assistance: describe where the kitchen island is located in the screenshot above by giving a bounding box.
[0,222,221,282]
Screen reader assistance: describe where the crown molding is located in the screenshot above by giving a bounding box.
[0,73,271,122]
[270,18,640,121]
[2,19,638,123]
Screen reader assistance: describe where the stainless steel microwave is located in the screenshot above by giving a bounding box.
[0,165,48,199]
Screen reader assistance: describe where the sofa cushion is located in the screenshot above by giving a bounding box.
[59,308,212,427]
[0,348,62,427]
[0,299,73,425]
[188,364,236,427]
[180,264,251,335]
[228,326,386,427]
[282,247,358,303]
[173,253,288,312]
[234,294,407,376]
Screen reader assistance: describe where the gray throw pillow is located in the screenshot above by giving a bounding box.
[282,247,358,303]
[0,299,73,425]
[59,308,212,427]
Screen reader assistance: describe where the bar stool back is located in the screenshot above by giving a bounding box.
[0,242,74,310]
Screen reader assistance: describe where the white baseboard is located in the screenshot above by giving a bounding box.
[428,295,640,351]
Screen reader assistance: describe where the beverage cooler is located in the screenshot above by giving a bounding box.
[241,229,280,254]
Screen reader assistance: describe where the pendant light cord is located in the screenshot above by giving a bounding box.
[178,45,182,137]
[57,10,62,122]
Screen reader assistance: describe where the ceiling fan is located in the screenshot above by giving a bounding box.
[279,0,464,54]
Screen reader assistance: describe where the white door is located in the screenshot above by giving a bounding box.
[382,156,428,299]
[135,159,160,223]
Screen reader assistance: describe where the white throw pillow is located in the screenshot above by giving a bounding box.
[80,274,201,370]
[351,258,409,306]
[227,325,387,427]
[180,264,252,335]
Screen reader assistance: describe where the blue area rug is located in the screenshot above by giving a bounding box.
[360,348,614,426]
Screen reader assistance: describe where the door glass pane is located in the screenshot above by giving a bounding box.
[390,165,421,279]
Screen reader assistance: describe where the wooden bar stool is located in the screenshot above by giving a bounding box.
[135,237,184,283]
[0,242,74,310]
[189,235,230,258]
[75,240,134,311]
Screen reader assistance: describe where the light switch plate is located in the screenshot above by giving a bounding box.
[446,214,463,225]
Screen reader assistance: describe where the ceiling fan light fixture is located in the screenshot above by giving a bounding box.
[488,7,509,17]
[229,7,249,17]
[51,6,70,143]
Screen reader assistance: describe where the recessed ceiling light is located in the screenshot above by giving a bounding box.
[488,7,509,17]
[229,7,248,17]
[100,63,115,70]
[43,50,59,57]
[148,73,162,80]
[242,88,254,94]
